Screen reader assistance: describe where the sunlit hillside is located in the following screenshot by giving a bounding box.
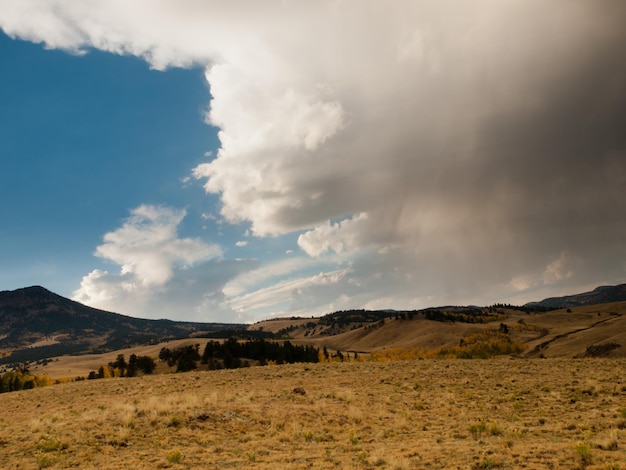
[251,302,626,359]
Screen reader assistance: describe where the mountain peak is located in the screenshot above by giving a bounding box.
[16,285,52,294]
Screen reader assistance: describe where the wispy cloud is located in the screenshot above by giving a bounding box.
[225,266,353,317]
[223,256,329,298]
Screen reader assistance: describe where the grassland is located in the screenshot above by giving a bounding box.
[2,304,626,468]
[1,358,625,469]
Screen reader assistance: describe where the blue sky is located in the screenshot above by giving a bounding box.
[1,2,625,322]
[1,31,220,292]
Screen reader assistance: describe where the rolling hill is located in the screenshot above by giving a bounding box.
[2,284,626,375]
[251,304,626,359]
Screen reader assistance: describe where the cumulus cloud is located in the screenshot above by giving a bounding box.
[72,205,256,321]
[297,213,370,257]
[92,205,221,286]
[3,1,626,317]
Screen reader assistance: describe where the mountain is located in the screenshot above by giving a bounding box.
[524,284,626,309]
[0,286,242,364]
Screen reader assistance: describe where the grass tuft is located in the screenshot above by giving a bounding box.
[166,449,182,464]
[574,441,592,468]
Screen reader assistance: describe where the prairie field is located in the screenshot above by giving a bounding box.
[1,358,625,469]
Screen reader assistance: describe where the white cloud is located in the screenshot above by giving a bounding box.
[3,1,625,318]
[226,267,352,317]
[543,252,577,286]
[234,240,248,247]
[200,212,218,221]
[223,256,325,298]
[297,213,369,257]
[93,205,221,287]
[505,251,580,292]
[507,275,535,293]
[71,205,256,321]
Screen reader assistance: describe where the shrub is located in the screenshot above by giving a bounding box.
[36,436,67,452]
[36,454,57,468]
[489,422,504,436]
[574,441,592,468]
[437,329,525,359]
[166,449,182,464]
[469,421,487,439]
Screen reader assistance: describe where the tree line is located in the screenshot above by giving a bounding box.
[0,369,54,393]
[159,338,320,372]
[87,353,156,379]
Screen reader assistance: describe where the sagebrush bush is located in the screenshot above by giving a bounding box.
[166,449,182,464]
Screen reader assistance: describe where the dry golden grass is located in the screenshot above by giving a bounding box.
[296,318,489,354]
[520,303,626,358]
[249,318,316,334]
[257,302,626,360]
[1,358,625,469]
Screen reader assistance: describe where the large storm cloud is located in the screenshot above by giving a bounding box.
[2,0,625,318]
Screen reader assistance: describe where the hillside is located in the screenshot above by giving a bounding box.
[0,286,241,364]
[251,302,626,359]
[525,283,626,309]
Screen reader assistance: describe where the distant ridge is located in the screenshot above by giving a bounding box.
[0,286,241,364]
[524,284,626,309]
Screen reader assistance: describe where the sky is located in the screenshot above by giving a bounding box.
[1,1,625,323]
